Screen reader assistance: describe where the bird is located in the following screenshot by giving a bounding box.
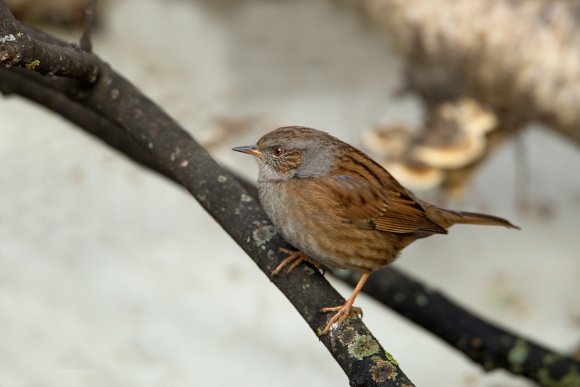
[233,126,518,334]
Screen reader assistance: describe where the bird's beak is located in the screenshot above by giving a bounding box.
[232,145,262,158]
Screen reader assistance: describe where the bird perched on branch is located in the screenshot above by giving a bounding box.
[234,126,518,334]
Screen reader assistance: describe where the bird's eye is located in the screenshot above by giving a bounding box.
[272,146,283,156]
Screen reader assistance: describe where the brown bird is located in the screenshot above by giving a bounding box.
[233,126,518,334]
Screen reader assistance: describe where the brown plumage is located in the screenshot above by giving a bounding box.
[233,126,518,333]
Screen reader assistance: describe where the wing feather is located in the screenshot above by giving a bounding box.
[314,175,447,235]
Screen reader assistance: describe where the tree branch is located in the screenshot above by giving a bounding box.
[0,3,99,82]
[0,3,413,386]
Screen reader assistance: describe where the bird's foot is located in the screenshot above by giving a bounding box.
[321,303,363,334]
[271,248,324,276]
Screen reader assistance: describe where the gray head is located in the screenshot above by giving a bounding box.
[232,126,343,182]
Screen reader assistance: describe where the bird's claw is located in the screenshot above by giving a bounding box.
[321,304,363,334]
[271,248,324,276]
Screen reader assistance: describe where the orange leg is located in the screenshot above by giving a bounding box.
[271,248,324,276]
[321,272,370,334]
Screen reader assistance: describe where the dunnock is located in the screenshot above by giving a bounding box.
[233,126,518,334]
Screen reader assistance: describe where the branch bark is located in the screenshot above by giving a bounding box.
[0,2,413,386]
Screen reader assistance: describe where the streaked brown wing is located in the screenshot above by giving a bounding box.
[316,175,447,235]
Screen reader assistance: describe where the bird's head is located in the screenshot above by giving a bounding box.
[233,126,341,182]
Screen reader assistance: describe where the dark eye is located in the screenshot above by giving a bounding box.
[272,146,283,156]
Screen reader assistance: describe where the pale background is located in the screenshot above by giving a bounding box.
[1,1,579,386]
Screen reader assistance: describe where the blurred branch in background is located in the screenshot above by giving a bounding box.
[2,3,580,385]
[346,0,580,144]
[337,0,580,198]
[0,2,413,386]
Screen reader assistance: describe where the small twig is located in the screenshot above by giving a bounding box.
[79,0,97,53]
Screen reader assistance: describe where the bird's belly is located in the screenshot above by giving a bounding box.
[287,219,399,272]
[259,182,398,272]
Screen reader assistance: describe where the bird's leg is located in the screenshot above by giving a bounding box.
[321,272,370,334]
[271,247,324,276]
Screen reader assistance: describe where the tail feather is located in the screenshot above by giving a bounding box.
[420,200,520,230]
[448,210,520,229]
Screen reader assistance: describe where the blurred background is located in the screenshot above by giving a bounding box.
[1,0,579,386]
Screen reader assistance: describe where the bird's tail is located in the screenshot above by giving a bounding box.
[421,201,520,230]
[440,209,520,229]
[453,210,519,229]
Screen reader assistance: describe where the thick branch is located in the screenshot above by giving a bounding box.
[0,3,412,386]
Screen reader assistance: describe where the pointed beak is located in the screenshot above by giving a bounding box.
[232,145,262,157]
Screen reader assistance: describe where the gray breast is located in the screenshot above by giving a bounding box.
[257,180,304,249]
